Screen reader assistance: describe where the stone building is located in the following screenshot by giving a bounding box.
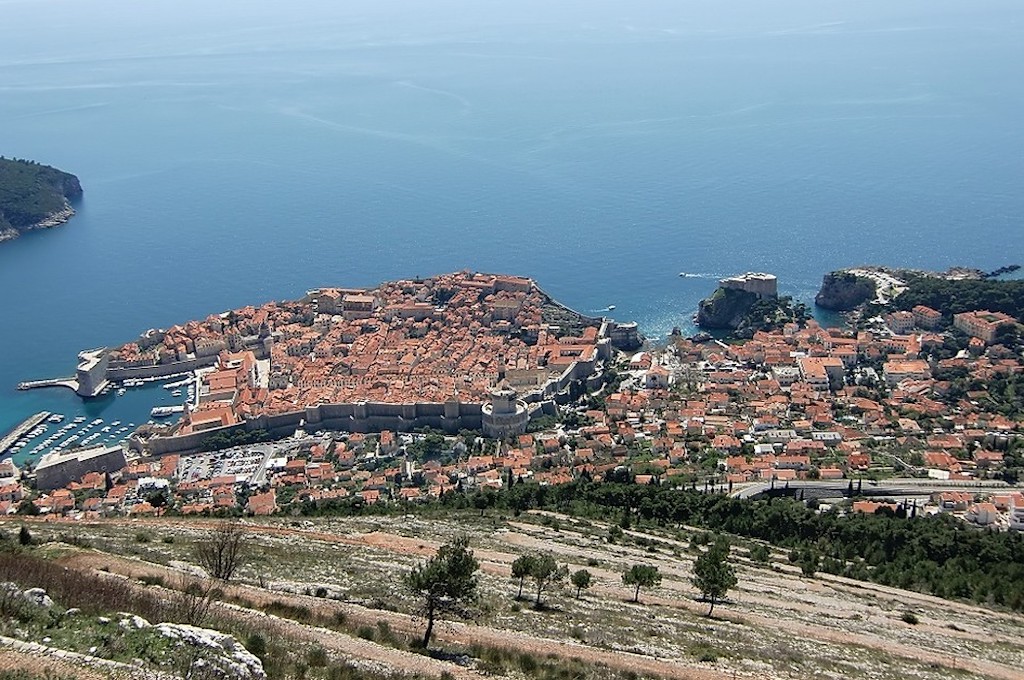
[481,384,529,439]
[34,445,126,491]
[719,272,778,299]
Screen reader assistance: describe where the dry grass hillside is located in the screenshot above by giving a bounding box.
[1,510,1021,680]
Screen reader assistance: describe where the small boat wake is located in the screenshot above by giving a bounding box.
[678,272,714,279]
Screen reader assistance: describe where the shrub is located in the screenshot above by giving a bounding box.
[245,632,267,659]
[541,515,561,531]
[58,533,92,549]
[194,523,248,581]
[265,600,312,623]
[689,643,720,662]
[306,645,329,668]
[175,578,217,627]
[901,612,920,625]
[375,620,397,646]
[749,543,771,564]
[517,652,539,673]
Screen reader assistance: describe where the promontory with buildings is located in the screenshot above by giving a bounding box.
[695,272,810,335]
[51,272,641,456]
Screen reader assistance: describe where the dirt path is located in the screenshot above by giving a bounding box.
[212,603,484,680]
[0,649,117,680]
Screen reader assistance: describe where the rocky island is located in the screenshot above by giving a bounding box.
[0,156,82,243]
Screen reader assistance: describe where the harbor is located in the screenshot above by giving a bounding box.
[0,410,139,470]
[2,373,199,468]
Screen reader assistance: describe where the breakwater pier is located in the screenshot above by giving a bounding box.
[0,411,50,456]
[17,377,79,392]
[16,348,110,397]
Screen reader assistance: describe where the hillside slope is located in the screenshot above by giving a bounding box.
[3,513,1020,680]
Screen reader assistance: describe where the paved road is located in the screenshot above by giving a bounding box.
[730,478,1014,500]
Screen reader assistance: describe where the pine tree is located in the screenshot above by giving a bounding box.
[691,536,737,616]
[406,537,479,648]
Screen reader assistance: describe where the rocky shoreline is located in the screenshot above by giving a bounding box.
[0,204,76,243]
[30,204,76,229]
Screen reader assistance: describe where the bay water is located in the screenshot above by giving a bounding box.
[1,0,1022,462]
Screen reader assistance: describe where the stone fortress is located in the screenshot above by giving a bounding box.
[718,272,778,299]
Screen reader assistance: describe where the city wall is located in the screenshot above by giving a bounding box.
[105,339,268,381]
[145,361,594,457]
[145,400,489,456]
[106,355,220,381]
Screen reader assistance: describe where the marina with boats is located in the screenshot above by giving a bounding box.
[2,371,201,468]
[0,411,136,462]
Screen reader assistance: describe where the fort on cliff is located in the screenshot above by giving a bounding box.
[718,272,778,299]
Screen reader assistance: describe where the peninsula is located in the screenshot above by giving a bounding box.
[52,272,640,454]
[0,156,82,242]
[814,265,1024,327]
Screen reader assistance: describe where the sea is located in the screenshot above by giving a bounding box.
[1,0,1022,465]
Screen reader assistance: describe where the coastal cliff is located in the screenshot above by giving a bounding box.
[814,271,876,311]
[0,157,82,242]
[696,287,760,329]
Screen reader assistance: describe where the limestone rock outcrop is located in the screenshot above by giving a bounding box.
[815,272,876,311]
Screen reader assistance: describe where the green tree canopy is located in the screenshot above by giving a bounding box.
[692,536,737,616]
[571,569,593,599]
[526,553,568,608]
[511,554,535,600]
[622,564,661,603]
[406,536,479,647]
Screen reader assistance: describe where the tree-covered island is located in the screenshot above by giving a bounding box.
[0,156,82,243]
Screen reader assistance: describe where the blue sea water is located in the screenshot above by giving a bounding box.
[1,0,1023,462]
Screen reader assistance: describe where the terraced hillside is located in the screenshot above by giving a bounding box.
[1,511,1021,680]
